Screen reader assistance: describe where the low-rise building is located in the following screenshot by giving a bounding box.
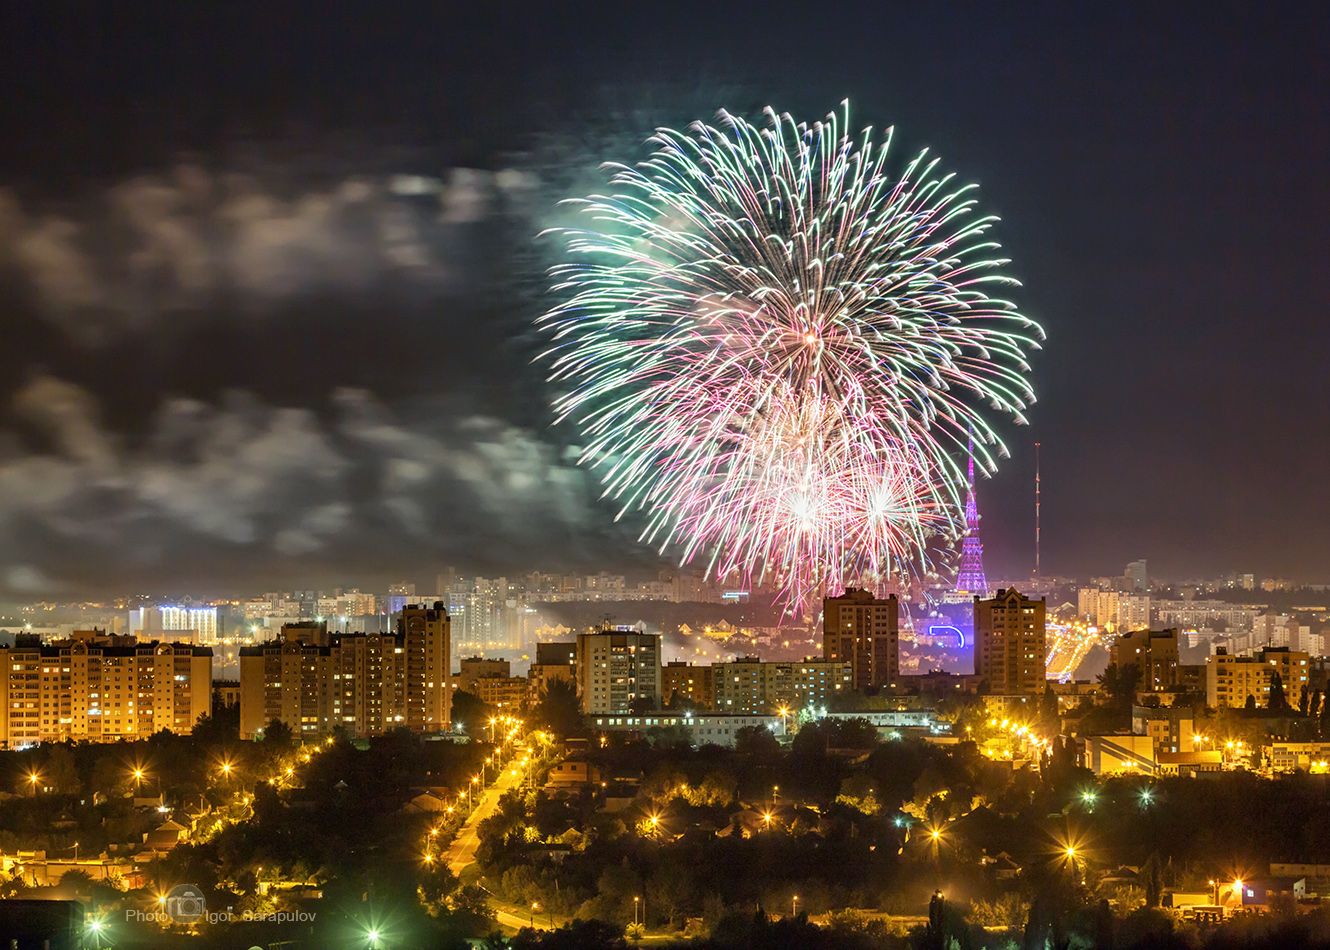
[472,675,529,714]
[589,712,783,748]
[1084,735,1157,775]
[456,657,511,694]
[1270,742,1330,772]
[1132,705,1195,755]
[1155,750,1223,776]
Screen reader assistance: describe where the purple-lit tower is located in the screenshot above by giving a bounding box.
[954,445,988,595]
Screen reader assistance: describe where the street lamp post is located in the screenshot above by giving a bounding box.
[633,895,640,927]
[791,894,799,917]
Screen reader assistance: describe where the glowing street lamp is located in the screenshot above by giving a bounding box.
[791,894,799,917]
[26,770,41,796]
[633,895,641,927]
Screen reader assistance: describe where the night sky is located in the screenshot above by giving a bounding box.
[1,1,1327,596]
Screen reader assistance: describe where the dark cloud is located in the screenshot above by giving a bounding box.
[0,373,628,596]
[0,164,538,344]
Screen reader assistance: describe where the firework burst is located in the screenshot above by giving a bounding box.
[540,101,1043,608]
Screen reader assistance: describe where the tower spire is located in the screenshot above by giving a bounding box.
[956,433,988,595]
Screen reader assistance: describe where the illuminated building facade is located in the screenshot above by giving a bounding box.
[575,627,661,714]
[822,588,899,690]
[0,631,212,748]
[662,661,716,710]
[1206,646,1309,710]
[1111,629,1180,690]
[239,603,451,739]
[973,588,1047,695]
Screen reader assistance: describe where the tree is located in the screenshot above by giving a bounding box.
[1245,694,1258,711]
[1268,672,1289,712]
[1299,687,1311,717]
[1098,663,1141,711]
[44,746,80,794]
[193,703,240,745]
[451,689,490,735]
[734,725,780,757]
[532,680,583,737]
[261,718,294,747]
[648,860,694,929]
[1141,852,1164,907]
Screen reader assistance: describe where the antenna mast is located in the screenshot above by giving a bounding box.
[1034,441,1042,579]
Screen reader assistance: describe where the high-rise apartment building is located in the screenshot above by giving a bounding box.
[239,604,451,740]
[1124,559,1149,591]
[1206,646,1309,710]
[0,631,212,748]
[529,641,576,700]
[575,627,661,714]
[822,589,899,690]
[397,602,451,733]
[1116,594,1151,633]
[973,588,1047,695]
[662,661,716,709]
[711,656,851,713]
[1110,629,1180,690]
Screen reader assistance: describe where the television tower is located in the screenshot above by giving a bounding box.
[955,437,988,595]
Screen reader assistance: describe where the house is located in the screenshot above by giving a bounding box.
[403,790,453,814]
[142,819,187,854]
[1241,877,1306,910]
[545,759,601,789]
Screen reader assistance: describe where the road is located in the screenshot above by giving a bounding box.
[444,762,524,876]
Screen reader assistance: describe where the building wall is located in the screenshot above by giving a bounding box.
[575,629,662,714]
[0,638,211,748]
[661,662,715,709]
[822,589,899,690]
[1206,648,1309,710]
[1111,629,1180,690]
[239,610,451,740]
[974,589,1047,695]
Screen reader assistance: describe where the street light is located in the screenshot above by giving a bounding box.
[27,770,41,796]
[633,895,640,927]
[791,894,799,917]
[531,901,539,926]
